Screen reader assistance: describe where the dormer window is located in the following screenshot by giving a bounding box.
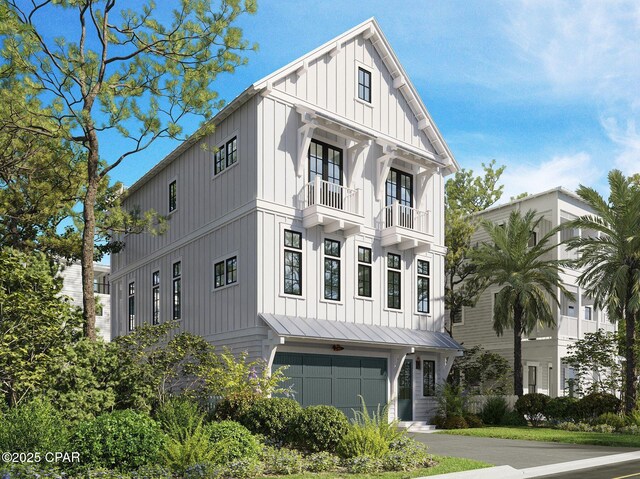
[358,67,371,103]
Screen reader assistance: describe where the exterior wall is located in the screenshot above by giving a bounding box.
[59,262,111,341]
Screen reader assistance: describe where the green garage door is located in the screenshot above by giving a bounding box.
[273,352,387,418]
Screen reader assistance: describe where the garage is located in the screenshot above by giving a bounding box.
[272,352,387,417]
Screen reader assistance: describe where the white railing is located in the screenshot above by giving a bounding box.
[304,177,360,215]
[384,201,430,234]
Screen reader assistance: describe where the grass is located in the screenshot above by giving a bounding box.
[438,426,640,448]
[264,455,492,479]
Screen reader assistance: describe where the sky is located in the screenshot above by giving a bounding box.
[101,0,640,202]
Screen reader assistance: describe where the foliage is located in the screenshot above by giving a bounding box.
[451,346,512,395]
[442,415,469,429]
[383,436,430,471]
[0,463,68,478]
[221,458,264,479]
[304,452,341,472]
[471,210,569,396]
[0,0,258,339]
[155,396,205,438]
[499,411,528,426]
[0,397,69,454]
[563,330,622,397]
[213,397,253,423]
[71,410,166,472]
[131,465,173,479]
[562,170,640,413]
[595,413,626,430]
[445,160,505,337]
[515,393,550,427]
[463,413,484,428]
[480,396,510,425]
[205,421,261,465]
[576,392,622,421]
[436,383,467,419]
[294,405,350,452]
[161,418,215,474]
[0,249,83,406]
[544,397,579,424]
[238,397,301,445]
[260,446,305,475]
[343,456,384,474]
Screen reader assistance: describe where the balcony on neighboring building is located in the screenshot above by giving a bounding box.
[300,177,364,235]
[380,201,432,252]
[94,276,110,295]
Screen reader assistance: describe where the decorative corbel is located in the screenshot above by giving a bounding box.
[346,139,370,189]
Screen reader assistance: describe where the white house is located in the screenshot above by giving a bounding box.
[59,261,111,341]
[110,18,462,423]
[451,187,616,397]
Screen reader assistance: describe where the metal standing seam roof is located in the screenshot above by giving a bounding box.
[260,313,463,351]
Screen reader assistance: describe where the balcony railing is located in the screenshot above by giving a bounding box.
[94,281,110,295]
[384,202,429,235]
[304,177,360,215]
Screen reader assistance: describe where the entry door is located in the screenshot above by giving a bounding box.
[398,359,413,421]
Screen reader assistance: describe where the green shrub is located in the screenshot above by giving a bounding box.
[82,469,132,478]
[213,397,252,422]
[557,421,594,432]
[71,410,166,472]
[500,410,527,426]
[432,414,446,429]
[480,396,510,425]
[592,424,615,433]
[131,464,173,478]
[0,397,69,455]
[343,456,383,474]
[464,413,484,428]
[221,458,264,479]
[626,410,640,426]
[435,383,467,419]
[338,425,390,458]
[545,397,579,424]
[238,398,301,445]
[295,405,350,452]
[442,415,468,429]
[383,436,430,471]
[515,393,550,427]
[0,464,68,478]
[620,425,640,435]
[183,462,221,479]
[162,420,216,474]
[261,446,305,475]
[205,421,261,465]
[305,452,341,472]
[155,397,205,438]
[576,393,621,421]
[595,412,626,430]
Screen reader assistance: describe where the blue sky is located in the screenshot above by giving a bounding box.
[105,0,640,201]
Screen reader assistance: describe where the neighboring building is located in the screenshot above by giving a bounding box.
[451,187,616,397]
[110,18,462,423]
[59,262,111,341]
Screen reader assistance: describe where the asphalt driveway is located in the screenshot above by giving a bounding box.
[412,433,639,469]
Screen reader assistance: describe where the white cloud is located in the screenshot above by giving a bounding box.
[498,152,599,202]
[601,117,640,176]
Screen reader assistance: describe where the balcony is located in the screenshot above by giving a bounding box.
[301,177,363,235]
[380,201,432,252]
[93,280,110,295]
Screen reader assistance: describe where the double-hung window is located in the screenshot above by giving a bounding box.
[283,230,302,296]
[214,256,237,289]
[324,239,341,301]
[358,67,371,103]
[417,259,430,314]
[357,246,372,298]
[168,180,177,213]
[423,360,436,396]
[387,253,401,309]
[128,282,135,331]
[152,271,160,325]
[172,261,181,320]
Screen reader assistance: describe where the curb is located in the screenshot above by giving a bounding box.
[416,465,522,478]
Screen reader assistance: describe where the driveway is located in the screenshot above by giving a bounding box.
[411,433,639,469]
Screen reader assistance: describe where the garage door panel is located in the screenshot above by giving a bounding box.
[361,358,388,379]
[333,357,362,378]
[274,353,303,375]
[303,355,332,377]
[303,377,332,406]
[361,379,387,408]
[332,378,362,407]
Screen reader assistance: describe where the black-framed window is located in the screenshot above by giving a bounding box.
[528,366,537,394]
[128,282,135,331]
[358,67,371,103]
[226,136,237,167]
[213,256,237,289]
[168,180,177,213]
[324,239,341,301]
[357,246,372,298]
[528,230,537,248]
[386,168,413,207]
[387,253,401,309]
[172,261,181,321]
[284,230,302,295]
[152,271,160,325]
[417,259,430,314]
[214,145,226,175]
[423,360,436,396]
[308,139,343,185]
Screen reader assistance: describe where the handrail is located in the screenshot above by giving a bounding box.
[304,177,360,215]
[383,201,430,234]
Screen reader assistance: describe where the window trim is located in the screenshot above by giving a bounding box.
[168,177,178,214]
[281,226,304,298]
[212,253,239,292]
[385,167,414,208]
[152,270,160,325]
[356,245,373,299]
[308,138,344,185]
[211,132,240,179]
[172,259,182,321]
[357,66,372,103]
[386,252,402,311]
[128,281,135,332]
[355,62,374,107]
[322,237,342,303]
[416,258,431,315]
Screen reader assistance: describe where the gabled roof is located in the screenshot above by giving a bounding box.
[475,186,595,217]
[126,18,458,196]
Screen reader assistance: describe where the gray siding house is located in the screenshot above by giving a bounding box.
[110,19,462,423]
[451,188,616,397]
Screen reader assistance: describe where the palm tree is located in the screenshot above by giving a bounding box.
[564,170,640,413]
[471,209,569,397]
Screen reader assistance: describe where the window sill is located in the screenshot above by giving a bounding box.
[320,298,344,306]
[383,307,403,313]
[167,209,178,217]
[212,160,239,180]
[354,97,374,109]
[354,295,374,302]
[279,292,305,300]
[212,282,239,293]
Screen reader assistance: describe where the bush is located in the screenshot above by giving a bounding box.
[480,396,510,425]
[557,421,594,432]
[131,465,173,478]
[620,425,640,435]
[183,462,221,479]
[294,405,350,452]
[238,398,301,445]
[80,469,131,478]
[592,424,615,434]
[0,464,68,478]
[626,410,640,426]
[545,397,579,424]
[0,397,69,455]
[162,420,216,474]
[576,393,621,421]
[155,397,204,437]
[71,410,166,472]
[432,414,446,429]
[515,393,549,427]
[442,415,468,429]
[464,413,484,428]
[436,383,467,419]
[595,412,626,430]
[500,410,527,426]
[338,425,390,458]
[305,451,341,472]
[205,421,261,465]
[383,436,430,471]
[261,446,305,475]
[343,456,383,474]
[221,459,264,479]
[213,397,252,423]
